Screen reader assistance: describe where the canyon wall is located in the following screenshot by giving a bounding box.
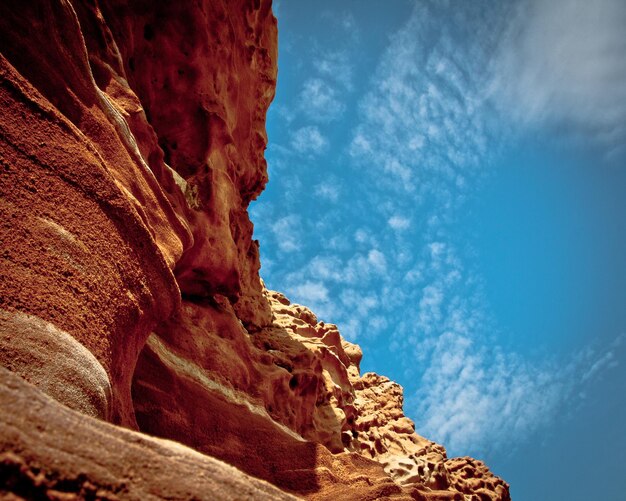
[0,1,510,500]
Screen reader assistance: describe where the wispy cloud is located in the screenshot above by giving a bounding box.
[367,249,387,274]
[298,78,346,122]
[410,329,626,457]
[320,10,360,44]
[286,247,389,289]
[271,215,301,253]
[412,333,566,455]
[288,280,329,303]
[315,49,354,90]
[491,0,626,159]
[290,125,329,155]
[388,215,411,231]
[314,182,340,202]
[581,333,624,383]
[349,5,496,208]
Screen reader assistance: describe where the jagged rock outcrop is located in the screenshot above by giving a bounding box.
[351,373,510,500]
[0,1,510,500]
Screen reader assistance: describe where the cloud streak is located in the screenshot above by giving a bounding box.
[291,125,329,155]
[491,0,626,159]
[410,329,626,457]
[298,78,346,122]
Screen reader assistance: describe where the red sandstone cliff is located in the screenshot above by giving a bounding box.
[0,1,510,500]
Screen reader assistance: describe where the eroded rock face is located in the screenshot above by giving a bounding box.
[93,0,277,329]
[0,32,179,426]
[131,289,509,500]
[0,1,510,500]
[0,367,298,501]
[351,373,510,500]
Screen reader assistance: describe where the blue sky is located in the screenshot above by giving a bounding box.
[250,1,626,499]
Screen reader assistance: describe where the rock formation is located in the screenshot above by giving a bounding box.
[0,0,510,500]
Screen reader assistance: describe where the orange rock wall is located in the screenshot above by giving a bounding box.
[94,0,276,328]
[0,1,180,425]
[0,1,510,500]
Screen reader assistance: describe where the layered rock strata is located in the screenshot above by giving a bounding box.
[0,0,510,500]
[0,367,298,501]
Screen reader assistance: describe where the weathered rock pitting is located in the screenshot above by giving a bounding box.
[0,1,510,500]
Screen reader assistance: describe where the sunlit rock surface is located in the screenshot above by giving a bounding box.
[0,0,509,499]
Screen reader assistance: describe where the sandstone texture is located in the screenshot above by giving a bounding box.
[0,367,297,501]
[0,1,510,500]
